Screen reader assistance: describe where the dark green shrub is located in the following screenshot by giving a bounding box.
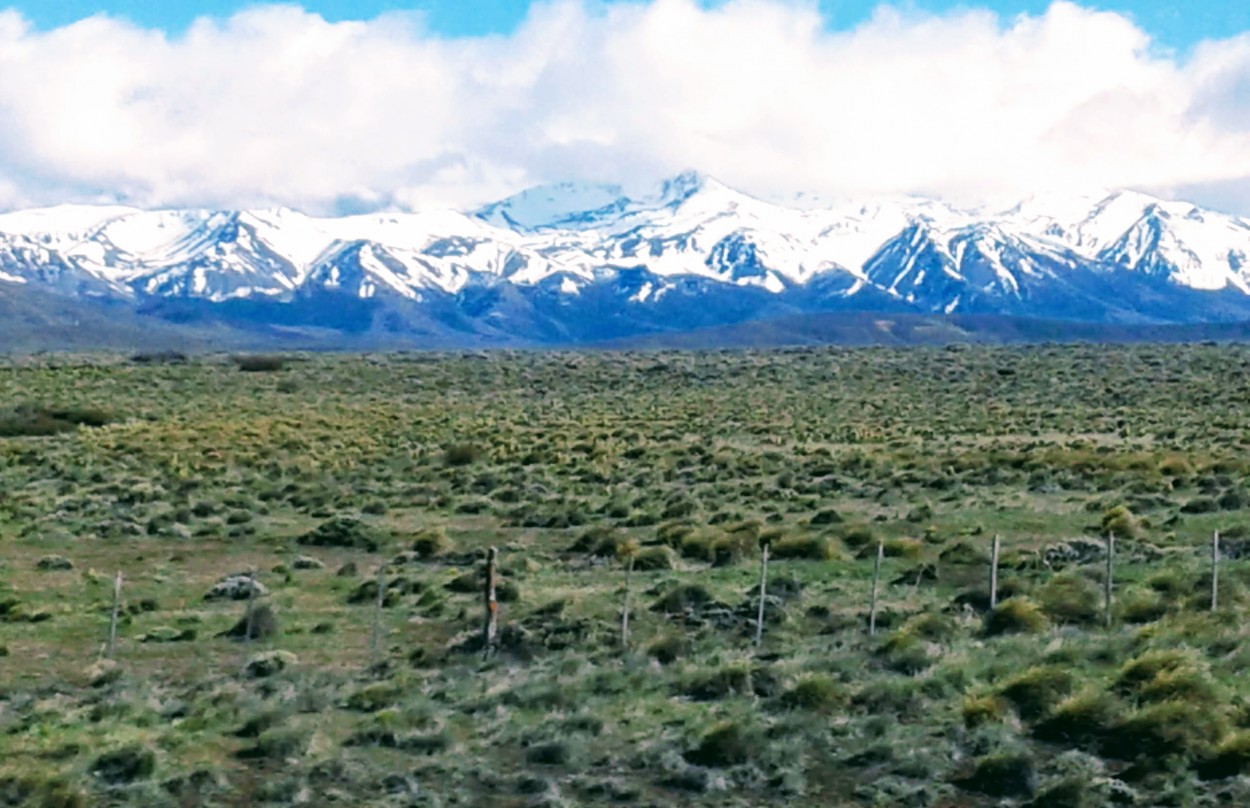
[1033,689,1119,748]
[92,745,156,784]
[233,355,286,372]
[1198,732,1250,780]
[1108,701,1228,760]
[684,721,757,767]
[634,546,678,571]
[771,535,839,560]
[984,597,1049,637]
[444,443,483,467]
[780,675,845,711]
[1036,573,1101,626]
[998,666,1075,721]
[412,527,452,558]
[297,516,387,551]
[681,665,753,701]
[959,752,1037,798]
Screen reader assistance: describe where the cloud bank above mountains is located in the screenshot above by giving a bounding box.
[1,0,1249,215]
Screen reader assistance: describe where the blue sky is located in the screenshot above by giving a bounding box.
[7,1,1248,50]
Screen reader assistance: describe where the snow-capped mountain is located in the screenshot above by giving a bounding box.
[4,172,1250,346]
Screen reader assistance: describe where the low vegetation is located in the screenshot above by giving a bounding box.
[2,344,1250,806]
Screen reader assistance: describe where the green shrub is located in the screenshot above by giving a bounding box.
[92,744,156,784]
[998,666,1075,721]
[771,534,839,560]
[412,527,452,558]
[681,665,753,701]
[962,693,1008,728]
[298,516,387,551]
[1036,573,1101,626]
[1198,732,1250,780]
[1100,505,1141,539]
[1108,700,1228,760]
[780,675,845,711]
[444,443,483,467]
[633,545,677,571]
[984,597,1049,637]
[960,752,1037,798]
[684,721,758,767]
[233,355,286,372]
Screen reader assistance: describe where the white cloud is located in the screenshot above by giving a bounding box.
[0,0,1249,213]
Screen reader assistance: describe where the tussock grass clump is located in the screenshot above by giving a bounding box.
[0,404,113,437]
[634,545,678,571]
[780,675,845,712]
[411,527,452,558]
[998,665,1075,721]
[1108,700,1229,761]
[959,752,1037,798]
[1101,505,1142,539]
[443,442,484,467]
[684,720,758,768]
[1036,573,1101,626]
[1032,689,1121,748]
[680,664,753,701]
[1198,732,1250,780]
[771,534,840,561]
[962,693,1008,728]
[984,597,1049,637]
[92,744,157,784]
[1115,649,1220,705]
[298,516,388,551]
[233,354,287,372]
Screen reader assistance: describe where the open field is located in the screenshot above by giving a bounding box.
[4,345,1250,806]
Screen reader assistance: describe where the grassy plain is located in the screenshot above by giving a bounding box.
[3,344,1250,806]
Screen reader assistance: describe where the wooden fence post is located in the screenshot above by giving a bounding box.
[869,540,884,636]
[482,547,498,657]
[754,539,771,648]
[372,562,387,662]
[1104,534,1115,628]
[1211,530,1221,613]
[989,534,1000,610]
[106,571,123,660]
[620,554,635,649]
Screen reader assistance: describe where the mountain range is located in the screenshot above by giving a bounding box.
[4,171,1250,349]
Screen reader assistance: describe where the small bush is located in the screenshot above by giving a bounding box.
[634,545,678,571]
[1033,689,1119,748]
[681,665,753,701]
[645,634,686,665]
[525,740,572,766]
[771,535,839,560]
[298,516,387,551]
[92,745,156,784]
[233,355,287,372]
[1036,573,1101,626]
[1100,505,1141,540]
[962,694,1008,728]
[444,443,483,467]
[984,597,1049,637]
[998,666,1075,721]
[1199,732,1250,780]
[780,675,845,711]
[1108,700,1228,760]
[684,721,757,767]
[411,527,453,558]
[960,752,1037,798]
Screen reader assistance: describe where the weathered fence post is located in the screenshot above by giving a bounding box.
[106,571,123,659]
[869,540,884,635]
[1211,530,1221,613]
[372,562,387,662]
[754,538,771,647]
[620,554,635,649]
[482,547,498,657]
[244,568,258,643]
[989,534,1000,610]
[1104,534,1115,627]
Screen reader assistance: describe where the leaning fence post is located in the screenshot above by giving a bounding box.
[1211,530,1221,613]
[989,534,1000,610]
[106,571,123,659]
[754,537,771,647]
[620,554,635,649]
[869,540,883,636]
[372,562,387,663]
[1104,534,1115,627]
[482,547,499,657]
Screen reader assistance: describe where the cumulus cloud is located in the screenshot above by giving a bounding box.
[0,0,1249,213]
